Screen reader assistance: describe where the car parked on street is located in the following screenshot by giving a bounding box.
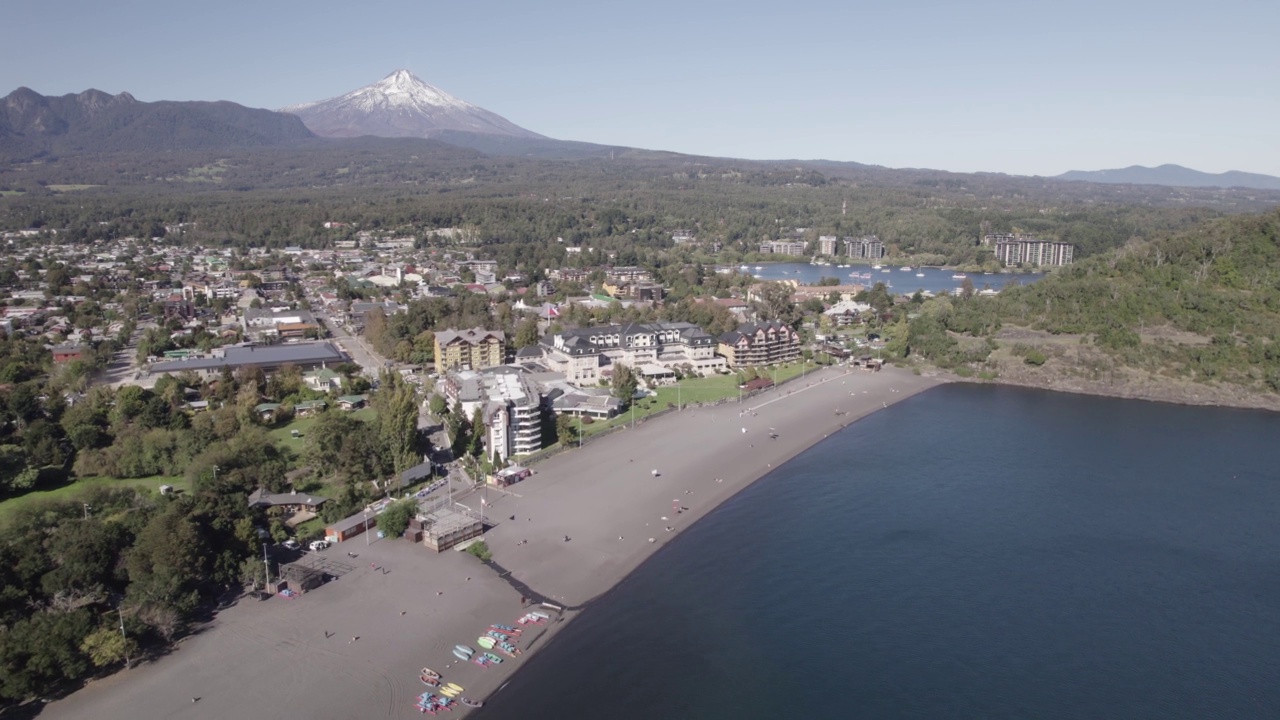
[309,540,330,551]
[282,539,300,550]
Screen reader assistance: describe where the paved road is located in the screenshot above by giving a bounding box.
[95,324,152,388]
[318,314,387,375]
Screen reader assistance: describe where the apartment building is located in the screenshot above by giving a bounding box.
[716,321,802,368]
[433,328,506,372]
[983,234,1074,267]
[759,240,808,255]
[843,235,885,260]
[542,321,724,384]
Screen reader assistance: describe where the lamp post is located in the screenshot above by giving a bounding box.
[262,542,270,593]
[364,509,371,546]
[118,607,130,669]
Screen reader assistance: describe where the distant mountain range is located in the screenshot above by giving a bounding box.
[1056,165,1280,191]
[0,87,313,160]
[3,76,1279,195]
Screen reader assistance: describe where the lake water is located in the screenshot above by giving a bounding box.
[743,262,1044,295]
[476,384,1280,720]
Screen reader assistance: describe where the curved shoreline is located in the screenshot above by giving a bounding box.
[38,365,941,720]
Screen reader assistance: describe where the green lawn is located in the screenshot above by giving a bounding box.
[0,475,188,526]
[266,408,377,453]
[571,361,817,440]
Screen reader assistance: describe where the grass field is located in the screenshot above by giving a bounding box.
[0,475,187,526]
[266,407,376,453]
[572,361,817,440]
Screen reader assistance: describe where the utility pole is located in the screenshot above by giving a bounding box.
[262,543,270,594]
[364,509,371,546]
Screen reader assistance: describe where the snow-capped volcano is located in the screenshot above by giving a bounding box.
[280,70,543,140]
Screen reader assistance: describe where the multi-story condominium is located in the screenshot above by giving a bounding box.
[759,240,808,255]
[716,321,802,368]
[817,235,839,256]
[433,328,506,372]
[541,321,724,384]
[604,266,654,284]
[843,235,885,260]
[602,280,666,302]
[547,268,591,283]
[441,368,542,461]
[482,371,542,461]
[983,234,1074,267]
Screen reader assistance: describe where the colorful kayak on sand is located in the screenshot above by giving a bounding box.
[454,644,474,656]
[477,636,495,649]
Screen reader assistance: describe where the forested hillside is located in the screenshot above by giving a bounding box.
[896,210,1280,405]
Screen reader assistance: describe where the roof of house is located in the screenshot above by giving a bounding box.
[247,488,328,509]
[336,394,367,405]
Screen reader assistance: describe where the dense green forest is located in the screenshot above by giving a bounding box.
[890,210,1280,394]
[0,357,422,704]
[2,159,1262,272]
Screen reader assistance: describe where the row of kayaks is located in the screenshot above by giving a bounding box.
[419,610,554,712]
[416,671,481,712]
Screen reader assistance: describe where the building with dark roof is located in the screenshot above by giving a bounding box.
[542,321,725,383]
[147,342,347,380]
[717,321,801,368]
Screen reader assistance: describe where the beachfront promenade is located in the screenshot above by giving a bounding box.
[40,366,942,720]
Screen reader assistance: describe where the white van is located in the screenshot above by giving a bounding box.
[309,540,330,552]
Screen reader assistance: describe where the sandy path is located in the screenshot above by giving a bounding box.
[38,366,941,720]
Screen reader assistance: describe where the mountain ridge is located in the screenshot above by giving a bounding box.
[0,86,313,160]
[1056,164,1280,191]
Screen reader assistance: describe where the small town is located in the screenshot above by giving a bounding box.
[3,12,1276,717]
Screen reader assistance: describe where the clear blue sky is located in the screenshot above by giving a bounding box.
[6,0,1277,176]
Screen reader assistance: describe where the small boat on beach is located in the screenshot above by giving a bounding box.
[477,636,496,649]
[421,675,440,687]
[451,648,470,661]
[483,652,504,665]
[454,644,474,657]
[473,655,492,668]
[491,624,520,633]
[422,668,441,680]
[460,697,484,708]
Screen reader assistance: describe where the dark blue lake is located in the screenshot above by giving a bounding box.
[743,262,1043,295]
[477,384,1280,720]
